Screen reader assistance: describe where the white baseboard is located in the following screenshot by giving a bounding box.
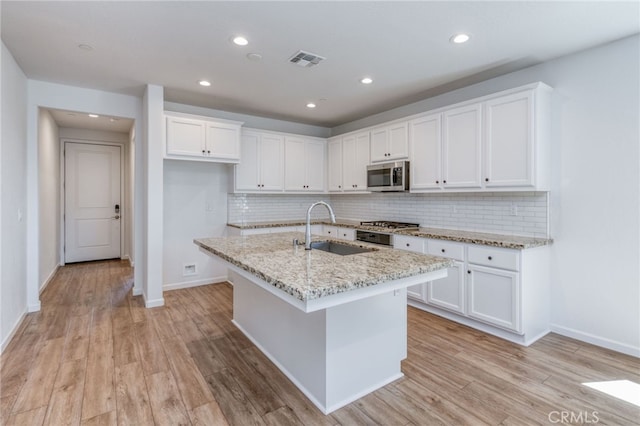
[121,255,134,267]
[144,296,165,308]
[550,324,640,358]
[39,264,61,294]
[163,275,228,292]
[132,286,142,296]
[1,309,27,354]
[27,302,41,313]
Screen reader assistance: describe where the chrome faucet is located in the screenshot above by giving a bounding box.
[305,201,336,250]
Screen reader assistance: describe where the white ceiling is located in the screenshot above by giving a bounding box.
[49,109,134,133]
[2,1,638,129]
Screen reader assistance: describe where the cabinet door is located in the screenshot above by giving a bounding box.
[205,121,240,160]
[387,121,409,160]
[305,140,326,191]
[327,138,343,192]
[467,264,520,332]
[284,137,307,191]
[166,116,205,157]
[353,132,370,190]
[235,132,261,190]
[260,134,284,191]
[485,91,534,187]
[410,114,442,190]
[427,260,465,314]
[370,127,388,162]
[443,104,482,188]
[393,235,427,302]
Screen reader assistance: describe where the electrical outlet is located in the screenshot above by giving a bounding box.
[183,263,197,276]
[510,203,518,216]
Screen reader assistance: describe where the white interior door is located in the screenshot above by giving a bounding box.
[65,142,121,263]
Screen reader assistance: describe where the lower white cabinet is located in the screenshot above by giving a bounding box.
[393,235,427,302]
[322,226,356,241]
[467,264,520,332]
[403,236,550,346]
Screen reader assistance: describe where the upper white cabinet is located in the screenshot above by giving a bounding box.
[284,137,326,192]
[370,121,409,163]
[409,82,551,192]
[410,113,442,190]
[443,104,483,188]
[235,131,284,192]
[342,132,370,192]
[165,113,242,163]
[327,137,343,191]
[484,86,551,190]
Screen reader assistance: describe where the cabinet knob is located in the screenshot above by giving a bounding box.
[485,178,489,182]
[441,249,445,253]
[207,150,211,154]
[443,180,447,184]
[202,150,206,154]
[406,243,410,247]
[343,233,347,237]
[467,270,471,274]
[338,185,341,188]
[436,180,439,184]
[488,256,493,260]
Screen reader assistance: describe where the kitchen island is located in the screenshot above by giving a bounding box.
[195,232,452,414]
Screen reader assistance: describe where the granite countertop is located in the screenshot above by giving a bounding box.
[194,232,453,302]
[226,220,552,250]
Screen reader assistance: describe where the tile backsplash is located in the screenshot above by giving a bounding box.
[228,192,549,238]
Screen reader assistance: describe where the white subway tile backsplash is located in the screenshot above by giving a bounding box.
[228,191,549,238]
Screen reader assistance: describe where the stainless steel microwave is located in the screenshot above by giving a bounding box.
[366,161,410,192]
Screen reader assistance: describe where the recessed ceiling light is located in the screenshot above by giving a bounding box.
[306,103,317,109]
[233,36,248,46]
[451,33,470,44]
[199,80,211,87]
[246,53,262,61]
[360,77,373,84]
[78,43,94,51]
[88,114,99,118]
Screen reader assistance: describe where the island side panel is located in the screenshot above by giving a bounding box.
[325,288,407,412]
[230,271,329,410]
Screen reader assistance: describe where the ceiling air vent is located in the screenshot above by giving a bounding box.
[288,50,326,68]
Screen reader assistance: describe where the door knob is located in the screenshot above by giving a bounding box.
[113,215,120,220]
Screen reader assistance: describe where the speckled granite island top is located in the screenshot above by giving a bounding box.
[194,232,453,303]
[227,220,552,249]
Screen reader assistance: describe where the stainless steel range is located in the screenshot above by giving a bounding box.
[356,221,420,246]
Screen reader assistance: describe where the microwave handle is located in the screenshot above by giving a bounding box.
[392,167,401,185]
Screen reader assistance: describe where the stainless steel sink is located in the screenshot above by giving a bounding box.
[310,241,376,256]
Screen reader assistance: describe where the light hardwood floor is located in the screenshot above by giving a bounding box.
[1,260,638,425]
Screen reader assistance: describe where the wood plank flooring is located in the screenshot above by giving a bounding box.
[1,260,638,425]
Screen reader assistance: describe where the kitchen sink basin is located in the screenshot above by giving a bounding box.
[310,241,376,256]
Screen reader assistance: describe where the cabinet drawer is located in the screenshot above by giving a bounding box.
[468,245,520,271]
[427,240,464,261]
[393,235,425,253]
[337,228,356,241]
[323,226,338,238]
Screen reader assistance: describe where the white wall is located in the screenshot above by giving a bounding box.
[333,35,640,356]
[1,41,28,351]
[163,160,229,289]
[37,109,60,292]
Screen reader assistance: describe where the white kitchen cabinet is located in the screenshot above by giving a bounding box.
[284,137,326,192]
[327,137,343,192]
[165,113,242,163]
[484,85,551,190]
[342,132,370,191]
[410,113,442,190]
[442,104,482,188]
[393,235,427,302]
[370,121,409,163]
[426,240,466,314]
[467,264,520,332]
[235,131,284,192]
[322,226,355,241]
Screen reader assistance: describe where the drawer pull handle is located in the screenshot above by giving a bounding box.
[488,256,493,260]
